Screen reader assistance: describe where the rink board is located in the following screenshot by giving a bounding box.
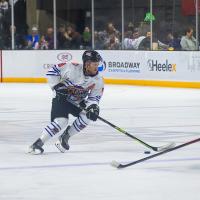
[1,50,200,88]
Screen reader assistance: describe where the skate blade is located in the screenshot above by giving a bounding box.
[27,147,43,155]
[55,141,66,153]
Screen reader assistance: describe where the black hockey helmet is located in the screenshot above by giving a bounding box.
[82,50,102,77]
[82,50,102,64]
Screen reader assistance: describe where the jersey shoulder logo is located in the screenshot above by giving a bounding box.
[57,63,65,67]
[71,62,80,66]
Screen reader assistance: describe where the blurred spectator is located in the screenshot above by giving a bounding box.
[25,25,40,49]
[133,35,145,50]
[123,28,145,50]
[104,33,120,50]
[94,31,105,49]
[157,40,169,50]
[101,22,120,49]
[57,24,70,49]
[0,0,10,37]
[180,27,197,50]
[4,25,25,49]
[0,0,8,14]
[158,32,181,51]
[66,24,82,49]
[132,28,140,39]
[106,22,120,38]
[138,31,151,50]
[82,26,91,49]
[123,22,134,49]
[166,32,181,51]
[40,27,54,50]
[126,22,134,33]
[123,31,134,49]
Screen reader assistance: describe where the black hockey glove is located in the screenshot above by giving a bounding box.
[54,83,68,97]
[86,104,99,121]
[79,100,87,109]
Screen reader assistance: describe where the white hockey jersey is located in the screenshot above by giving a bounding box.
[46,62,104,106]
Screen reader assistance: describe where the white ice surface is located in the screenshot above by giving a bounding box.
[0,83,200,200]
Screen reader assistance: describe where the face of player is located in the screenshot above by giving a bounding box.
[85,61,99,76]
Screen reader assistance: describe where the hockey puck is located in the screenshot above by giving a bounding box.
[144,151,151,154]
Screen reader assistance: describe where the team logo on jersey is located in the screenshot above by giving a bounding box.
[98,61,106,72]
[66,84,95,101]
[57,52,72,62]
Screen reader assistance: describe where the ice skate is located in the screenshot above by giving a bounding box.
[55,126,70,153]
[28,138,44,155]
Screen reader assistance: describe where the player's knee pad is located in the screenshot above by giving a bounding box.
[54,117,68,131]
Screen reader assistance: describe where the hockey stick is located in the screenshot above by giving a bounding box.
[96,115,175,152]
[111,137,200,169]
[56,91,175,152]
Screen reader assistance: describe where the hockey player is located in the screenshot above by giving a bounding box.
[28,50,104,154]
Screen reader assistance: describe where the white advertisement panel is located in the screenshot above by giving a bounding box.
[2,50,200,82]
[2,50,84,78]
[99,50,200,81]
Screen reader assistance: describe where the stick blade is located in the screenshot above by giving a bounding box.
[111,160,121,168]
[157,142,176,152]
